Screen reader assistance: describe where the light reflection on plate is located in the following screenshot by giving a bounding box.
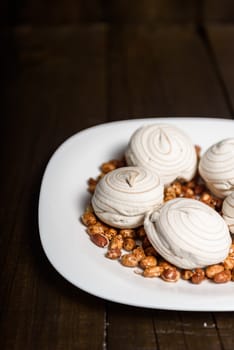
[38,118,234,311]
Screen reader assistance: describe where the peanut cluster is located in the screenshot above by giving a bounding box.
[82,157,234,284]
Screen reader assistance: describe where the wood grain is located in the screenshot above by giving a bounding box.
[4,0,234,25]
[9,0,104,25]
[5,0,202,25]
[105,0,200,23]
[0,25,107,350]
[108,24,230,120]
[107,304,157,350]
[1,13,234,350]
[207,25,234,115]
[204,1,234,22]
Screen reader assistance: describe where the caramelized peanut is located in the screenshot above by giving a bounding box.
[158,261,173,270]
[223,257,234,270]
[123,238,136,251]
[101,161,116,173]
[191,268,205,284]
[87,223,105,235]
[142,236,151,249]
[91,233,108,248]
[119,229,136,239]
[144,246,157,256]
[81,211,97,226]
[106,248,121,259]
[121,253,138,267]
[139,256,157,269]
[143,266,163,278]
[133,246,145,262]
[200,193,211,204]
[136,227,146,239]
[104,228,118,241]
[184,188,194,198]
[213,270,231,283]
[205,265,224,279]
[229,243,234,256]
[172,181,182,195]
[194,184,205,195]
[181,270,193,280]
[88,177,98,193]
[161,267,180,282]
[109,234,124,250]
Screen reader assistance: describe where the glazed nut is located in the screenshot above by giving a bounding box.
[158,261,172,270]
[172,181,182,195]
[143,266,163,278]
[223,257,234,270]
[213,269,231,283]
[205,264,224,279]
[104,228,118,241]
[87,223,105,235]
[191,268,205,284]
[142,236,151,249]
[100,159,125,173]
[123,238,136,251]
[187,180,196,189]
[181,270,193,280]
[81,211,97,226]
[112,159,126,168]
[106,248,121,259]
[119,229,136,239]
[88,177,98,193]
[139,256,157,269]
[200,193,211,204]
[144,246,158,256]
[101,161,116,173]
[184,188,194,198]
[121,253,138,267]
[164,187,176,201]
[194,184,205,195]
[91,233,109,248]
[161,267,180,282]
[136,226,146,239]
[109,234,124,250]
[164,195,176,202]
[229,243,234,256]
[133,246,145,262]
[165,186,176,195]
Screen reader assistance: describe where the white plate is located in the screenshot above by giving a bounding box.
[38,117,234,311]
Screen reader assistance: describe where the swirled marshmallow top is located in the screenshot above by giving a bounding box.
[144,198,231,269]
[222,191,234,233]
[125,123,197,186]
[199,138,234,198]
[92,166,164,228]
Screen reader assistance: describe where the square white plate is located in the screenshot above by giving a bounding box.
[38,117,234,311]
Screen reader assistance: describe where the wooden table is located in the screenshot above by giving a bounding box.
[1,15,234,350]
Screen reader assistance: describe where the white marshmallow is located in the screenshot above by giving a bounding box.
[222,191,234,234]
[199,138,234,198]
[144,198,231,269]
[125,123,197,186]
[92,166,163,228]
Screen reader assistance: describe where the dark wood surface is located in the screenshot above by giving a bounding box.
[1,1,234,349]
